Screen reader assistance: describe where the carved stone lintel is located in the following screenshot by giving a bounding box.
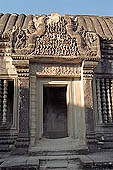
[30,63,81,77]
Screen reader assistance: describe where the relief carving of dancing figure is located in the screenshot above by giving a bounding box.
[11,14,46,55]
[64,15,84,52]
[64,14,99,56]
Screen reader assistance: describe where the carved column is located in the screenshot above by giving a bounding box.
[111,79,113,122]
[0,80,2,122]
[101,78,108,123]
[96,78,103,124]
[2,80,8,124]
[106,78,112,123]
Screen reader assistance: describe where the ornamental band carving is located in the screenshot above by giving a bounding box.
[11,13,100,57]
[30,63,81,77]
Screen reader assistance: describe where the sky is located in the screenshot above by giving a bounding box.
[0,0,113,16]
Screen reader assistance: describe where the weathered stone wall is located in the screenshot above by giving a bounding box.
[0,11,113,170]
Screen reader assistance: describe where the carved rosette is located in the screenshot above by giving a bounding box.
[11,13,100,58]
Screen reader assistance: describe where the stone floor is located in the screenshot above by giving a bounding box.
[0,151,113,169]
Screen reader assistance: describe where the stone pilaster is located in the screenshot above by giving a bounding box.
[83,77,94,132]
[15,76,29,152]
[83,60,99,151]
[10,57,29,154]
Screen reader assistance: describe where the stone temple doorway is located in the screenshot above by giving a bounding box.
[43,86,68,139]
[29,59,87,151]
[30,77,86,149]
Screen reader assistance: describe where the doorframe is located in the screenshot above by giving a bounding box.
[30,76,86,148]
[36,78,72,140]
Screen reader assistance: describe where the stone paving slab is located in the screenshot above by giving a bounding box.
[0,152,113,168]
[0,156,28,167]
[27,156,39,166]
[79,155,94,164]
[78,152,113,168]
[87,152,113,163]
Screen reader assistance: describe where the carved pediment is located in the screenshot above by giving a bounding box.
[11,13,100,59]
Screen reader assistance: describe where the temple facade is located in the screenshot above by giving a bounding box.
[0,13,113,169]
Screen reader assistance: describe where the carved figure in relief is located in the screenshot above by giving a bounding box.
[11,14,46,55]
[64,15,99,56]
[34,14,80,56]
[28,14,46,44]
[11,13,99,57]
[64,15,83,51]
[47,13,61,24]
[12,27,26,49]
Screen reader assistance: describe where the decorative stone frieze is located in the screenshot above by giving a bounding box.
[30,63,81,77]
[10,13,100,59]
[17,69,29,77]
[83,60,99,79]
[11,14,46,55]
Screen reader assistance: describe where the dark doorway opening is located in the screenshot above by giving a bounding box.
[43,86,68,139]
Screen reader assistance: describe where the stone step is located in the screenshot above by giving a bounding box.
[39,157,83,170]
[29,148,88,156]
[0,139,14,144]
[0,136,16,152]
[0,143,14,152]
[40,168,67,170]
[40,159,68,169]
[39,160,82,170]
[0,145,11,151]
[98,141,113,150]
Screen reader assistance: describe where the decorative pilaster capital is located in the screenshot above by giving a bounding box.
[83,60,100,79]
